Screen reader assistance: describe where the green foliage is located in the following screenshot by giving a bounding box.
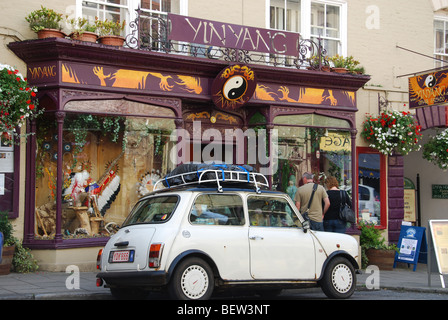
[359,221,398,268]
[422,128,448,170]
[0,211,14,246]
[95,18,126,36]
[25,6,64,32]
[66,16,97,34]
[13,242,39,273]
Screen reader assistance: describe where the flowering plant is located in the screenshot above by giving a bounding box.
[422,129,448,170]
[360,110,422,156]
[0,63,41,143]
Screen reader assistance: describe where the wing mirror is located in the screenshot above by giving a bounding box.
[302,218,310,233]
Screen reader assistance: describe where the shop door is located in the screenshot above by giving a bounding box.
[247,195,316,280]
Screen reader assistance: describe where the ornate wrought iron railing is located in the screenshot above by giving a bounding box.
[125,8,329,71]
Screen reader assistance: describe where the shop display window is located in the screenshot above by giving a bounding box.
[356,147,386,227]
[34,106,176,240]
[272,114,353,203]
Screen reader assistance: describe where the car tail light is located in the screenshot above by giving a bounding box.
[149,243,164,268]
[96,249,103,270]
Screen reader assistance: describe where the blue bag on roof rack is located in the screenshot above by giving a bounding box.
[155,163,268,193]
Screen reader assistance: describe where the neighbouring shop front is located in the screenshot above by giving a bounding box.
[7,12,369,270]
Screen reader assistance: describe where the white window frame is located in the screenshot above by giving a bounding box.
[434,16,448,68]
[266,0,347,56]
[74,0,188,36]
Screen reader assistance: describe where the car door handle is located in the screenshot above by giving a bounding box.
[249,236,264,240]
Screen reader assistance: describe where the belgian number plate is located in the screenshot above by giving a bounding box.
[110,250,135,263]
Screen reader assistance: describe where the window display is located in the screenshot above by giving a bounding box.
[34,104,176,240]
[273,114,353,202]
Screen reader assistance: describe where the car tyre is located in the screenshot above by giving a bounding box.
[168,257,214,300]
[319,256,356,299]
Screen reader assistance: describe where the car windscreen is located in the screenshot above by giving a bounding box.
[122,195,179,226]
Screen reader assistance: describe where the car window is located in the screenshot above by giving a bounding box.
[122,196,179,226]
[189,194,245,226]
[359,186,370,201]
[247,195,300,228]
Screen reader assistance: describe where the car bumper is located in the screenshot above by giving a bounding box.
[97,270,168,288]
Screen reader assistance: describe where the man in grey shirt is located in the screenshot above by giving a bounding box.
[294,172,330,231]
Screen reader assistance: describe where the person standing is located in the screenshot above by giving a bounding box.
[294,172,329,231]
[324,176,349,233]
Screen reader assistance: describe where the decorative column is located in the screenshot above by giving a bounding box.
[54,111,66,243]
[24,120,37,244]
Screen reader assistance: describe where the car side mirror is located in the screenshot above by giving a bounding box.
[302,219,310,233]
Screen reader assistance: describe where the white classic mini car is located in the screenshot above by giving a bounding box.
[96,165,360,300]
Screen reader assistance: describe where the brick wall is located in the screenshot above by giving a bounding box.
[388,154,404,243]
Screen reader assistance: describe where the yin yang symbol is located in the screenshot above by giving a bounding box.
[223,76,247,101]
[425,75,436,88]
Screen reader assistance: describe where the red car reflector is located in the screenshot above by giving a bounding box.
[149,243,164,268]
[96,249,103,270]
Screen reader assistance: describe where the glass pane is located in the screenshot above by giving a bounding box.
[434,21,444,53]
[123,196,179,225]
[326,5,339,38]
[358,153,381,225]
[274,114,350,128]
[273,123,352,206]
[311,2,325,28]
[34,107,176,240]
[189,194,245,225]
[248,195,300,227]
[286,0,301,32]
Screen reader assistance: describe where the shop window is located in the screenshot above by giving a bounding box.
[34,106,176,240]
[273,114,352,203]
[356,147,386,228]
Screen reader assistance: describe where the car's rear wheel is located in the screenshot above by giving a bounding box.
[168,257,214,300]
[319,256,356,299]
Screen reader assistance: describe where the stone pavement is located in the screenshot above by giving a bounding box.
[0,264,447,299]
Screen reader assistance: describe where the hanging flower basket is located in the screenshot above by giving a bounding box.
[0,63,41,142]
[360,110,422,156]
[422,128,448,170]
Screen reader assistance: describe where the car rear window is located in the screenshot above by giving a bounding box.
[122,196,179,226]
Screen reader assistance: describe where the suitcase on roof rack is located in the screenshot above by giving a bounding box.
[162,163,255,187]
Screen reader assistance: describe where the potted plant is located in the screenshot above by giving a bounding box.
[0,211,15,275]
[95,18,126,46]
[360,221,398,270]
[67,16,98,43]
[25,6,65,39]
[0,212,39,274]
[360,110,422,156]
[328,55,362,74]
[308,55,331,72]
[422,128,448,171]
[0,63,42,142]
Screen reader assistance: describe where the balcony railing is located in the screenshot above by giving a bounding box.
[124,8,329,71]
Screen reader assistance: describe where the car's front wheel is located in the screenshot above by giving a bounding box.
[319,256,356,299]
[168,257,214,300]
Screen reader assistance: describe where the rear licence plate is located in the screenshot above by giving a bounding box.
[109,250,135,263]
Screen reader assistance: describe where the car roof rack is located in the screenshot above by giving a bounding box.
[154,169,269,193]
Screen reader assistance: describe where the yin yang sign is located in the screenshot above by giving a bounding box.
[212,64,256,110]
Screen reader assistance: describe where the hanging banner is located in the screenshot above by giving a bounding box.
[409,70,448,108]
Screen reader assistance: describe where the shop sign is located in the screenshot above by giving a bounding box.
[432,184,448,199]
[409,70,448,108]
[319,132,351,152]
[168,13,301,56]
[211,64,257,110]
